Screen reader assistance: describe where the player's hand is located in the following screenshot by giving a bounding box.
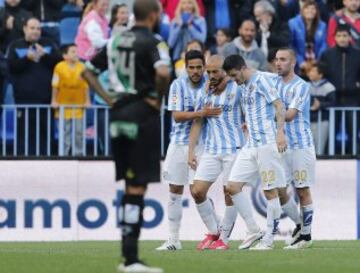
[201,104,222,117]
[276,130,287,153]
[188,151,198,170]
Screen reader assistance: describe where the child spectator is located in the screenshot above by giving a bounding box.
[307,62,336,154]
[52,44,90,156]
[209,28,232,55]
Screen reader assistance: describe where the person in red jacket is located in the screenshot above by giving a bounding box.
[160,0,204,20]
[327,0,360,48]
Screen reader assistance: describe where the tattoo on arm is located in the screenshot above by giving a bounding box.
[274,99,285,131]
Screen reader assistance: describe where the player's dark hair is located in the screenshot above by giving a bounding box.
[133,0,160,21]
[223,55,246,71]
[276,47,296,59]
[335,24,351,35]
[61,43,76,55]
[185,50,205,66]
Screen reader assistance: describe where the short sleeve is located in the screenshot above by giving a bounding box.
[85,47,108,74]
[151,38,171,69]
[51,64,60,89]
[289,83,310,112]
[167,80,184,111]
[257,75,280,103]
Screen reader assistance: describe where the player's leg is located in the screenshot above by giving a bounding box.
[156,184,184,251]
[120,184,147,266]
[210,153,239,250]
[227,148,263,249]
[285,147,315,249]
[279,150,301,243]
[157,143,187,251]
[250,144,285,250]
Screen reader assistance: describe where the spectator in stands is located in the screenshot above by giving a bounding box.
[308,62,336,154]
[267,48,277,73]
[168,0,207,61]
[0,0,32,52]
[288,0,327,76]
[253,0,289,58]
[75,0,110,61]
[320,24,360,106]
[21,0,65,45]
[209,28,232,55]
[7,17,62,155]
[203,0,253,47]
[51,44,90,156]
[174,39,206,77]
[222,19,267,70]
[109,3,129,34]
[67,0,84,10]
[161,0,204,20]
[277,0,330,23]
[327,0,360,49]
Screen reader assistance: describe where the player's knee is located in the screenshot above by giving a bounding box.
[263,188,278,200]
[226,183,241,196]
[126,185,146,195]
[278,187,289,205]
[191,187,206,204]
[169,184,184,195]
[296,187,312,204]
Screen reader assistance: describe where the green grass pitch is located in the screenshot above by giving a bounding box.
[0,241,359,273]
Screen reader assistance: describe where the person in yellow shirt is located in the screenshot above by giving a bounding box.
[51,44,90,155]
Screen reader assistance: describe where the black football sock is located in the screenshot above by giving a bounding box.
[120,194,144,266]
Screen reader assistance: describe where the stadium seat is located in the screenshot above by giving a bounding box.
[60,17,81,46]
[59,3,82,46]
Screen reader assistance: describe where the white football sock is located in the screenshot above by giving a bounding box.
[263,197,281,246]
[231,192,260,233]
[196,199,219,235]
[219,206,237,243]
[282,197,301,225]
[301,204,314,235]
[168,192,182,241]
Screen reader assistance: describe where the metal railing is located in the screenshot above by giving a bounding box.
[0,104,110,157]
[1,105,359,158]
[327,107,360,156]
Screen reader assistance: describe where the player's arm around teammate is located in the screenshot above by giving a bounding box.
[157,51,221,251]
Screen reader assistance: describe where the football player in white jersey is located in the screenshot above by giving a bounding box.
[156,51,222,251]
[188,55,263,250]
[274,48,315,249]
[224,54,287,250]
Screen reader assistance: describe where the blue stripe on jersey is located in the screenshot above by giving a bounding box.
[233,86,245,150]
[255,91,266,144]
[202,81,245,154]
[242,73,278,148]
[168,76,206,145]
[276,75,314,149]
[223,87,237,154]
